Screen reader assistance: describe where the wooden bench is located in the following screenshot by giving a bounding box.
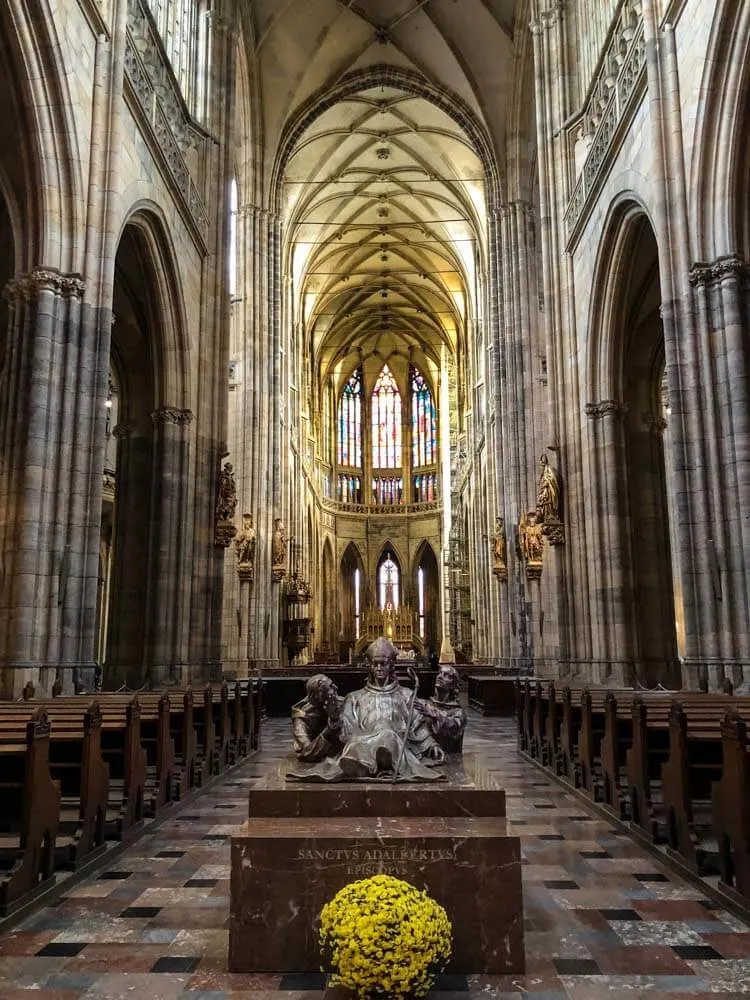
[1,701,110,869]
[0,710,61,915]
[712,713,750,900]
[660,698,750,875]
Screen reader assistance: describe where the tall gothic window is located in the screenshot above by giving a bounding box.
[372,364,402,469]
[145,0,207,116]
[411,366,436,467]
[378,554,400,609]
[338,369,362,469]
[228,177,238,298]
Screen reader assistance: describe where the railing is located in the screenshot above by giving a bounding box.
[321,498,442,516]
[564,0,645,244]
[124,0,209,242]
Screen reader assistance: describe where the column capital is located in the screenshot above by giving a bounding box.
[642,411,668,434]
[585,399,628,419]
[151,406,194,427]
[112,420,137,440]
[690,254,750,287]
[3,268,86,303]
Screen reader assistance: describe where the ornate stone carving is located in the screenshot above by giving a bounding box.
[124,0,208,240]
[3,269,86,303]
[642,412,668,434]
[519,510,544,579]
[215,462,238,547]
[492,516,507,581]
[565,1,645,240]
[112,421,136,440]
[536,453,565,545]
[271,518,286,581]
[151,406,193,426]
[235,513,256,583]
[585,400,628,419]
[689,255,750,287]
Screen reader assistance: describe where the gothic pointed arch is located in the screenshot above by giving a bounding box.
[0,0,83,270]
[689,0,750,259]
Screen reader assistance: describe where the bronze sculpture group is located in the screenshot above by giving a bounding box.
[288,636,466,782]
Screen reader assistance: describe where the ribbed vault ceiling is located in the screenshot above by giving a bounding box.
[249,0,518,387]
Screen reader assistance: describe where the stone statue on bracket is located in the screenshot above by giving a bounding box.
[415,664,467,754]
[536,452,565,545]
[519,510,543,578]
[271,518,286,581]
[287,636,446,782]
[215,462,238,547]
[235,513,256,582]
[492,516,508,580]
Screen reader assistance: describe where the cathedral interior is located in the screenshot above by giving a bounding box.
[1,0,750,996]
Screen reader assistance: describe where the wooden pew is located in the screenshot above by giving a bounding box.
[211,682,231,771]
[712,713,750,900]
[660,699,750,875]
[0,711,61,915]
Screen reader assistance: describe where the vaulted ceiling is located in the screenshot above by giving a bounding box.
[244,0,521,391]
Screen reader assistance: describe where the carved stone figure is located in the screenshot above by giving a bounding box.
[536,452,560,524]
[291,674,344,763]
[415,664,467,754]
[215,462,238,547]
[287,636,445,782]
[492,516,507,578]
[520,510,544,572]
[217,462,238,521]
[235,513,256,579]
[272,518,286,568]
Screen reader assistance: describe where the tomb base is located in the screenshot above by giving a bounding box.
[229,812,524,974]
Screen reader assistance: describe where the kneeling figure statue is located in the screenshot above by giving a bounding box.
[288,637,446,782]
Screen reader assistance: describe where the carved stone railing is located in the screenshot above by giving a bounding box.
[565,0,645,245]
[320,498,442,517]
[124,0,209,241]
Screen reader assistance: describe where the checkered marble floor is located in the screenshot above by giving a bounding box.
[1,713,750,999]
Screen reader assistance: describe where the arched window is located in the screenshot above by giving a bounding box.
[354,567,361,639]
[338,369,362,469]
[228,177,238,298]
[145,0,208,117]
[372,364,402,469]
[378,554,400,609]
[411,366,436,467]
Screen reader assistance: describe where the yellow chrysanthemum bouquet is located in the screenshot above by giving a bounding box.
[319,874,452,999]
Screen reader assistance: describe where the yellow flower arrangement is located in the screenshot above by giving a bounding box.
[319,874,452,999]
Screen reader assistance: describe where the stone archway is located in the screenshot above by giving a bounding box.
[105,217,191,689]
[413,541,441,656]
[586,206,679,688]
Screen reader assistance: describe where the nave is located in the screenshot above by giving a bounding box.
[1,717,749,999]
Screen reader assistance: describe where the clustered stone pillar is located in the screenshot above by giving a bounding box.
[0,269,98,697]
[584,400,634,684]
[146,407,193,685]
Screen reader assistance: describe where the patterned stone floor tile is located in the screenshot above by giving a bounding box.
[2,715,750,1000]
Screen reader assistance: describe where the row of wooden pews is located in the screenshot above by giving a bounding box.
[0,679,262,917]
[517,679,750,910]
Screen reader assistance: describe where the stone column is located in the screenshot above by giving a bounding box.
[640,1,720,687]
[689,256,750,686]
[584,400,634,684]
[0,269,102,698]
[145,406,193,685]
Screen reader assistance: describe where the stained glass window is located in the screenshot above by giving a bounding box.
[378,555,400,609]
[411,366,437,467]
[372,365,402,469]
[338,370,362,468]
